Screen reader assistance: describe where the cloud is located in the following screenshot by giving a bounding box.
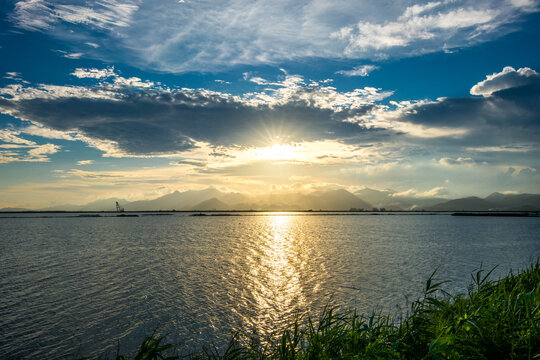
[0,128,60,163]
[0,71,391,156]
[27,143,60,158]
[63,52,84,59]
[8,0,538,72]
[11,0,138,32]
[509,0,537,9]
[439,157,476,166]
[420,186,448,197]
[22,125,78,140]
[72,67,115,79]
[11,0,56,31]
[1,65,539,180]
[4,72,24,81]
[169,159,206,167]
[470,66,540,96]
[367,69,540,147]
[391,186,448,198]
[0,128,36,145]
[336,65,380,77]
[336,4,497,52]
[77,159,94,165]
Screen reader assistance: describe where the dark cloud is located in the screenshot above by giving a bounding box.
[0,88,376,154]
[398,80,540,146]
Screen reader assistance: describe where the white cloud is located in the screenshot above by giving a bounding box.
[336,65,379,77]
[509,0,537,9]
[77,160,94,165]
[0,128,61,163]
[9,0,538,72]
[22,125,78,141]
[54,1,138,29]
[419,186,448,197]
[72,67,115,79]
[71,67,154,87]
[466,145,533,152]
[336,6,499,54]
[0,129,36,145]
[392,186,448,198]
[439,157,476,167]
[11,0,56,31]
[27,143,60,157]
[470,66,539,96]
[11,0,138,32]
[4,72,23,81]
[64,52,84,59]
[113,76,155,88]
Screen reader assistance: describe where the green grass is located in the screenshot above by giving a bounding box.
[81,261,540,359]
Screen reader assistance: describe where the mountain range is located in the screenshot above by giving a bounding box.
[1,188,539,212]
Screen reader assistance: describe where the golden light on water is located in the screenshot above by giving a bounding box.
[249,215,306,332]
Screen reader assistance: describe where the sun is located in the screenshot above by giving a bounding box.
[253,143,300,161]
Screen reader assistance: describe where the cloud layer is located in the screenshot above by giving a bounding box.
[0,67,538,166]
[8,0,539,72]
[0,70,392,156]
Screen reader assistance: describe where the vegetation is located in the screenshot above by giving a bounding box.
[81,261,539,359]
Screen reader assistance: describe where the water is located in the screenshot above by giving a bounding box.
[1,213,539,358]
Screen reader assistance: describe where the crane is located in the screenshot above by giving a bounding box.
[115,201,124,212]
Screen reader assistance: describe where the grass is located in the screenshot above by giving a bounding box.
[80,261,539,359]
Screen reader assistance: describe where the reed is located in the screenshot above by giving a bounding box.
[81,260,539,359]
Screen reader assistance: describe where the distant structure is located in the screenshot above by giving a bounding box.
[115,201,124,212]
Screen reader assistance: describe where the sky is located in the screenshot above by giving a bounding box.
[0,0,539,208]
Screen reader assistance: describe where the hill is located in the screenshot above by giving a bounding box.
[485,192,540,211]
[191,197,229,210]
[125,188,222,211]
[427,197,496,211]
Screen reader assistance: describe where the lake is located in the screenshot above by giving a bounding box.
[1,213,539,358]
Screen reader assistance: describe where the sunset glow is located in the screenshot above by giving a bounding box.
[0,0,538,209]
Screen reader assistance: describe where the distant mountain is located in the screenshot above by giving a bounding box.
[125,188,222,211]
[192,197,229,210]
[354,188,445,210]
[310,189,371,210]
[427,197,496,211]
[26,188,540,212]
[355,188,394,207]
[80,198,128,211]
[233,189,372,211]
[427,193,540,211]
[246,192,314,210]
[485,193,540,211]
[39,198,128,211]
[39,203,84,211]
[217,192,249,205]
[0,207,32,212]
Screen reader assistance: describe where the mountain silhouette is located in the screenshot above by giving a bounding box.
[16,188,539,212]
[192,197,229,210]
[427,197,497,211]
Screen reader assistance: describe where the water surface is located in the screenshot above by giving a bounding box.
[1,213,538,358]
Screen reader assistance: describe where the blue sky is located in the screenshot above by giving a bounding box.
[0,0,539,208]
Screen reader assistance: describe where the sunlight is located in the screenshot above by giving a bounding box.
[247,215,306,335]
[253,143,300,161]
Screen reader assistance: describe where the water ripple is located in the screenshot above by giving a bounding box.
[0,214,538,358]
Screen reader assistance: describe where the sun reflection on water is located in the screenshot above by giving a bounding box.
[247,215,307,336]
